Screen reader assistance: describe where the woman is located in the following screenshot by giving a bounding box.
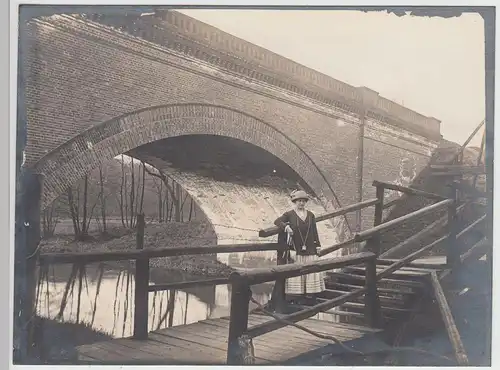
[274,190,325,305]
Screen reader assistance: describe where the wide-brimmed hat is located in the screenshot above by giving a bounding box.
[290,190,310,202]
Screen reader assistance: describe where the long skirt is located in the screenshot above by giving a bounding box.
[285,254,326,295]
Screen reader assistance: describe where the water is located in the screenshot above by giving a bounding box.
[35,263,273,338]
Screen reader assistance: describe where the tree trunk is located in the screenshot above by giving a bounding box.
[81,175,89,238]
[120,155,125,228]
[157,180,163,223]
[139,162,146,215]
[129,159,135,228]
[99,166,107,234]
[67,188,80,238]
[188,198,194,221]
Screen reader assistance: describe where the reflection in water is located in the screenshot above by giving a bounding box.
[35,264,272,338]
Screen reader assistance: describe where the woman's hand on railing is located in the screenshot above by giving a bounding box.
[316,247,322,256]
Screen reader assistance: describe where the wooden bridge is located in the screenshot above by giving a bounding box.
[17,121,489,366]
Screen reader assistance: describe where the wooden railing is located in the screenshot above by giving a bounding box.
[259,180,453,262]
[258,179,485,324]
[37,215,285,341]
[258,198,380,238]
[225,252,379,364]
[34,179,486,365]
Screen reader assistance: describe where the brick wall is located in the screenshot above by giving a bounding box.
[21,13,440,234]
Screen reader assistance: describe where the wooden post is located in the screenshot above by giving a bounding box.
[226,280,251,365]
[366,184,385,256]
[136,213,145,250]
[270,244,287,313]
[13,171,43,361]
[373,184,385,227]
[364,257,381,328]
[446,185,459,269]
[133,214,149,339]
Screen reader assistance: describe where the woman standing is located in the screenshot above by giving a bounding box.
[274,190,325,305]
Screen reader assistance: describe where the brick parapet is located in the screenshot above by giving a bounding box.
[79,11,441,139]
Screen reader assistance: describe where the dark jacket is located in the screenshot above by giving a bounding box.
[274,209,321,256]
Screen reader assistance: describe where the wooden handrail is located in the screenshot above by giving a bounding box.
[258,198,379,238]
[229,252,375,285]
[246,288,367,338]
[378,213,485,282]
[376,259,447,270]
[439,237,489,280]
[372,180,447,201]
[459,237,488,265]
[382,198,399,210]
[37,242,282,265]
[317,237,356,257]
[456,214,486,239]
[354,199,453,243]
[380,202,468,258]
[148,277,230,292]
[377,234,448,280]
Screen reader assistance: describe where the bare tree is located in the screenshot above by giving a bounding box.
[98,166,108,234]
[120,154,126,228]
[41,200,59,239]
[66,175,99,241]
[150,176,165,222]
[117,155,147,229]
[144,165,181,222]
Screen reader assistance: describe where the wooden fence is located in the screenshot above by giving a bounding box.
[31,179,486,365]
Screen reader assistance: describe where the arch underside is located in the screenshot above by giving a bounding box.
[35,105,342,215]
[130,144,343,266]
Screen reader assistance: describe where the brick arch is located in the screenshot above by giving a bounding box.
[34,103,343,213]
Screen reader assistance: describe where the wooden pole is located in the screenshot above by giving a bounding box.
[354,199,453,243]
[39,242,281,265]
[133,214,149,339]
[446,186,459,269]
[13,171,43,361]
[226,281,251,365]
[366,184,385,256]
[372,180,447,201]
[231,252,374,286]
[259,198,378,238]
[136,213,145,250]
[270,243,287,313]
[364,257,381,328]
[247,288,366,338]
[430,272,469,365]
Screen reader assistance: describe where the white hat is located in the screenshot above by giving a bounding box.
[290,190,310,202]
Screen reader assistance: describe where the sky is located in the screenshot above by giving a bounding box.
[178,9,486,147]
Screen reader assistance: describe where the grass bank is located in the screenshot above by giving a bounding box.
[15,316,112,365]
[40,221,235,277]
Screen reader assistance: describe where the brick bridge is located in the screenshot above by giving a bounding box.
[19,10,443,262]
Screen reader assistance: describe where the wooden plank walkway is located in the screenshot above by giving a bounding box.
[76,313,389,365]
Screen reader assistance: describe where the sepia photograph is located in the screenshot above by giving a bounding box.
[12,3,493,367]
